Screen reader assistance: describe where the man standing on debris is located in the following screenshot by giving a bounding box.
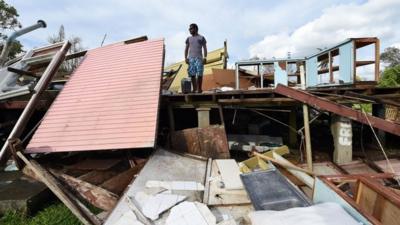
[185,23,207,93]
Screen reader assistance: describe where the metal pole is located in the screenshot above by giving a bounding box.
[235,64,239,90]
[260,63,264,88]
[0,41,71,164]
[300,65,313,171]
[0,20,47,66]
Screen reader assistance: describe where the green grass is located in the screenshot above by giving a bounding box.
[0,203,82,225]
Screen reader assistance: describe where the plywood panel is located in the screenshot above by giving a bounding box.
[215,159,243,190]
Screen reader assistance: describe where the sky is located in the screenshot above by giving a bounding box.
[5,0,400,67]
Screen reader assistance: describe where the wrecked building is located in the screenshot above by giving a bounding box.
[0,20,400,225]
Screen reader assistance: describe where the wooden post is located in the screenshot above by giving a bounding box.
[289,109,297,148]
[16,152,100,225]
[375,39,380,82]
[218,105,225,126]
[300,65,313,171]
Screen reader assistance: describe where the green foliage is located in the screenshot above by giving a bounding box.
[381,47,400,67]
[353,103,372,113]
[0,203,82,225]
[0,0,21,30]
[0,0,23,60]
[378,65,400,87]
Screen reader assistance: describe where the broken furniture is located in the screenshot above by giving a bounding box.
[306,37,379,87]
[235,58,305,89]
[314,174,400,225]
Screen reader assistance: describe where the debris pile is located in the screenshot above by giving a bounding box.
[0,23,400,225]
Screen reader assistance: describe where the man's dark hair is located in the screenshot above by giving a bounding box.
[189,23,198,31]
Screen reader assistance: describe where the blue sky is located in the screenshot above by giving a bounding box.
[5,0,400,66]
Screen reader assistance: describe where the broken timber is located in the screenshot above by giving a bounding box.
[275,84,400,136]
[16,152,101,225]
[51,170,119,211]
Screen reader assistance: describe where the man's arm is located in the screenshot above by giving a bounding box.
[203,43,207,64]
[184,43,189,64]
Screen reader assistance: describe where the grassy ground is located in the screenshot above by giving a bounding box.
[0,203,82,225]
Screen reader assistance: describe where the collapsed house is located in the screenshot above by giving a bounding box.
[0,21,400,225]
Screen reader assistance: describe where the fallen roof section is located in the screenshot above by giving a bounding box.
[26,38,165,153]
[275,84,400,136]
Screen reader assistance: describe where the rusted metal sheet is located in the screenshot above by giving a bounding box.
[26,39,164,153]
[171,125,230,159]
[275,84,400,136]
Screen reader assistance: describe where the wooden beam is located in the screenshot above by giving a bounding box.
[51,170,118,211]
[100,165,144,195]
[275,84,400,136]
[218,98,295,104]
[16,152,100,225]
[375,39,380,82]
[252,151,316,176]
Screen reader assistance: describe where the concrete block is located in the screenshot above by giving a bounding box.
[0,171,50,215]
[331,115,352,164]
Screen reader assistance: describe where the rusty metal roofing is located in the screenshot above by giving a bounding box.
[26,39,165,153]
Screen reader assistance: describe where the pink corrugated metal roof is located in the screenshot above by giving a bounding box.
[26,39,164,153]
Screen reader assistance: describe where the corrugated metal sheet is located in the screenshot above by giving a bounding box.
[26,39,164,153]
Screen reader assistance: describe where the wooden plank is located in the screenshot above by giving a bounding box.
[239,145,289,173]
[100,164,144,195]
[357,183,378,215]
[375,39,380,82]
[340,160,377,174]
[78,170,119,185]
[16,152,100,225]
[299,162,343,175]
[65,159,121,171]
[52,170,119,211]
[203,158,213,204]
[215,159,243,190]
[207,160,250,205]
[374,159,400,173]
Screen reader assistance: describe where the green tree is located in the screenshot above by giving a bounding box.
[378,65,400,87]
[48,25,85,73]
[381,47,400,67]
[0,0,23,60]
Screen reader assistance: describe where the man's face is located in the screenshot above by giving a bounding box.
[189,26,197,35]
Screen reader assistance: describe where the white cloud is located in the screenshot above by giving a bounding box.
[249,0,400,59]
[7,0,373,64]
